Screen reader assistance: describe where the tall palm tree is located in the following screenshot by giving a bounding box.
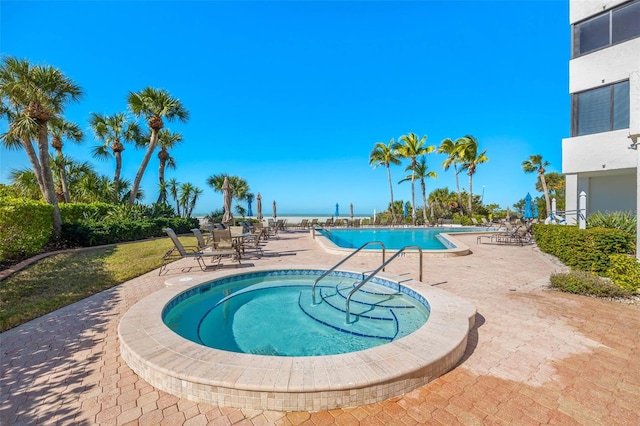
[48,117,83,202]
[187,187,203,218]
[397,133,435,225]
[369,139,402,223]
[458,135,488,217]
[523,154,551,216]
[437,137,465,216]
[127,87,189,204]
[178,183,194,218]
[89,112,141,200]
[0,56,82,237]
[400,156,437,225]
[167,178,181,216]
[155,129,183,204]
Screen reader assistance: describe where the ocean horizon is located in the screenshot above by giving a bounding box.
[193,212,374,219]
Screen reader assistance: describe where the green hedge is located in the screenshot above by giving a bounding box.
[61,217,198,247]
[533,224,632,274]
[59,202,113,223]
[0,197,53,260]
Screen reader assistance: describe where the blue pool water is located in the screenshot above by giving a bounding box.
[162,270,429,357]
[318,227,479,250]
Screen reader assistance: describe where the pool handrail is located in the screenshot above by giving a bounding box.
[345,245,423,324]
[311,241,385,304]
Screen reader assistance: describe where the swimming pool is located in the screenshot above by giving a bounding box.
[119,267,476,411]
[315,227,480,252]
[162,270,429,356]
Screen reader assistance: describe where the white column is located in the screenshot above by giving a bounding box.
[578,191,587,229]
[551,198,557,218]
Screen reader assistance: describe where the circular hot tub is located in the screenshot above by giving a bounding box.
[119,266,475,411]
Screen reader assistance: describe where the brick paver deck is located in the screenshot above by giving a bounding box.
[1,231,639,425]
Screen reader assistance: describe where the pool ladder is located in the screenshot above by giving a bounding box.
[311,242,423,324]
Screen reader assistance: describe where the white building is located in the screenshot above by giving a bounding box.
[562,0,640,258]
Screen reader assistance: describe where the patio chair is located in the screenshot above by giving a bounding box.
[160,228,239,275]
[240,228,264,257]
[191,228,213,250]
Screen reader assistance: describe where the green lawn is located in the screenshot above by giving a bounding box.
[0,235,197,332]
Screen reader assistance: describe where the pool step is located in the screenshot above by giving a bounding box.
[297,286,400,341]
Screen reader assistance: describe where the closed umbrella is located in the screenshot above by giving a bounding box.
[273,200,277,220]
[256,192,263,220]
[247,197,253,217]
[534,204,539,218]
[403,203,408,217]
[334,203,339,217]
[222,176,233,225]
[350,203,354,219]
[524,193,533,219]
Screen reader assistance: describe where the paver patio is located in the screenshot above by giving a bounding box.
[1,230,639,425]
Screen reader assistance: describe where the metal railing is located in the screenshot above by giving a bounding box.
[311,241,385,304]
[345,245,423,324]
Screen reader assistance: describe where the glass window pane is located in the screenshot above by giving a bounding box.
[612,1,640,44]
[577,86,611,135]
[613,81,630,130]
[576,14,610,55]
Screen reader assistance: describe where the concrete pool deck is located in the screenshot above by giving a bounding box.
[2,231,640,425]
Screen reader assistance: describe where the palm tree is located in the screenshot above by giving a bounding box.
[186,187,203,218]
[458,135,488,217]
[155,129,183,204]
[89,112,141,200]
[127,87,189,204]
[523,154,551,216]
[397,133,435,225]
[437,137,465,216]
[400,156,437,225]
[428,187,459,219]
[48,117,83,202]
[369,139,402,223]
[206,174,250,210]
[167,178,181,216]
[8,167,42,199]
[0,56,82,237]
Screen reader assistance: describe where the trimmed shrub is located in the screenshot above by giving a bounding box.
[59,202,113,223]
[0,197,53,260]
[61,217,198,247]
[549,270,632,298]
[533,224,632,274]
[607,254,640,293]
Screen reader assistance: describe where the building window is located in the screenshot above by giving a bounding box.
[572,80,630,136]
[573,0,640,57]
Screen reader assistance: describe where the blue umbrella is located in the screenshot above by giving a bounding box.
[524,193,533,219]
[247,198,253,216]
[334,203,339,217]
[403,203,408,217]
[533,204,539,218]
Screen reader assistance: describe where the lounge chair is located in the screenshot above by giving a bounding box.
[191,228,213,250]
[298,219,309,230]
[160,228,239,275]
[240,228,264,257]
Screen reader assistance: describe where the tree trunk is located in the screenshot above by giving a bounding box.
[540,173,551,216]
[55,149,71,203]
[454,164,463,216]
[421,179,428,225]
[129,129,159,204]
[468,171,474,217]
[386,165,396,222]
[21,137,46,197]
[37,123,62,238]
[157,159,166,204]
[410,159,417,225]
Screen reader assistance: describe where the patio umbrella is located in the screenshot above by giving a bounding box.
[524,193,533,219]
[247,197,253,217]
[256,192,263,220]
[350,203,354,219]
[534,204,539,218]
[334,203,339,217]
[403,202,408,217]
[222,176,233,225]
[273,200,277,220]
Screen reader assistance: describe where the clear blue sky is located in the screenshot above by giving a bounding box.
[1,0,568,216]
